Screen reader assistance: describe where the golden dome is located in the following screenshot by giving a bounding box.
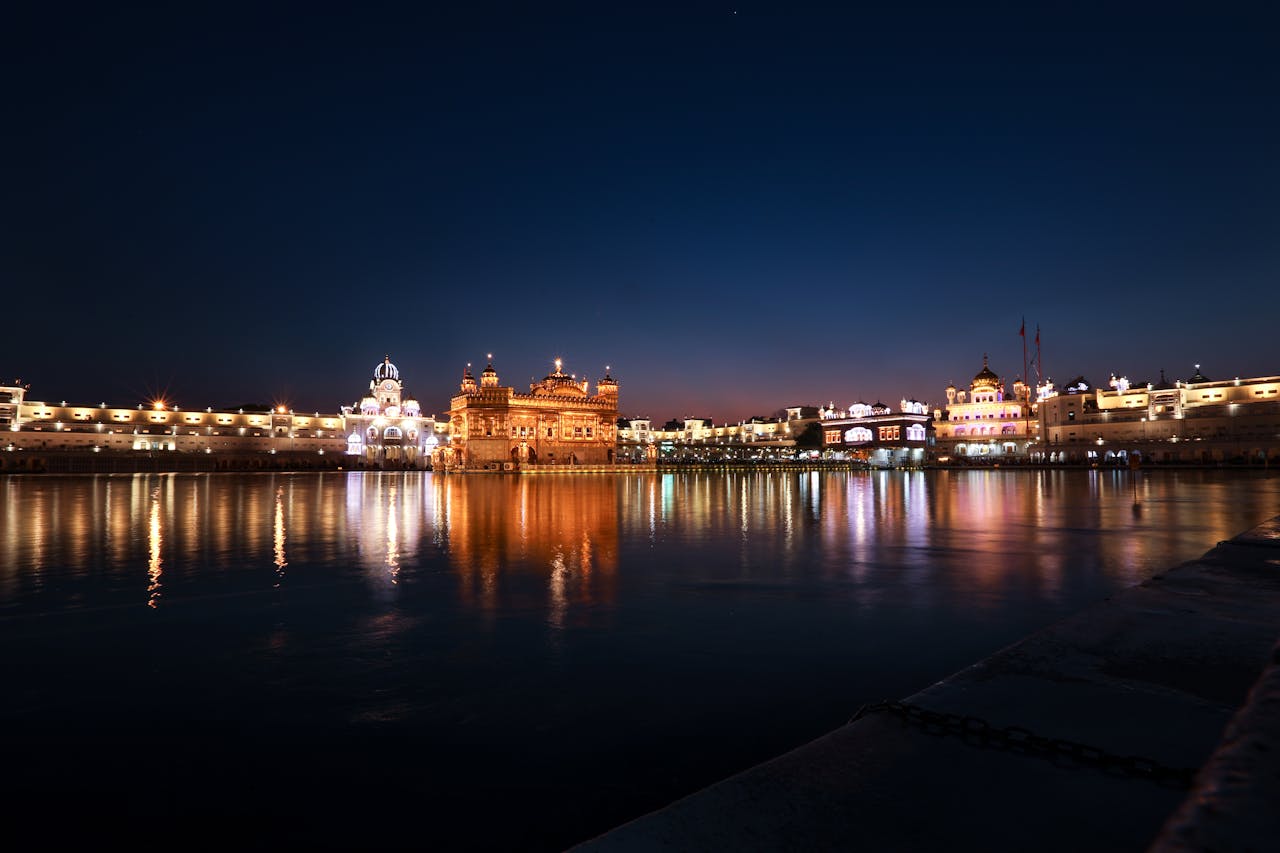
[972,354,1000,389]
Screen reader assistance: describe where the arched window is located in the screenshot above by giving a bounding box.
[347,433,363,455]
[906,424,926,441]
[844,426,873,443]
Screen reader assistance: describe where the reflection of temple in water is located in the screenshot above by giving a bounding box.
[434,475,618,623]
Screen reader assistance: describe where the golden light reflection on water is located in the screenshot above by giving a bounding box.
[435,475,619,623]
[147,486,162,608]
[0,471,1278,620]
[273,485,288,586]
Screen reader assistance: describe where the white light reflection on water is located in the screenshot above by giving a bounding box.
[1,469,1277,631]
[549,548,567,631]
[386,484,400,582]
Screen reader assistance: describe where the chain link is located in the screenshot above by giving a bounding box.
[850,701,1197,789]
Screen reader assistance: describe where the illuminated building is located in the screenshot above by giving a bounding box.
[340,356,445,469]
[0,357,446,471]
[1039,366,1280,464]
[0,380,26,432]
[616,407,820,461]
[931,355,1038,461]
[818,399,930,467]
[434,358,619,471]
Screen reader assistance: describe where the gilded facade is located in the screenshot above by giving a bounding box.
[434,359,619,471]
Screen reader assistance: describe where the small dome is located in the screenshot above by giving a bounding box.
[1189,364,1209,383]
[480,359,500,387]
[374,356,400,383]
[972,355,1000,388]
[542,359,580,389]
[1064,376,1092,394]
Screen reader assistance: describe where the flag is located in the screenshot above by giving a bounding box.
[1019,317,1025,338]
[1035,325,1040,347]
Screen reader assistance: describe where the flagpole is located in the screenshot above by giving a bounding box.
[1021,316,1027,404]
[1033,324,1041,463]
[1020,316,1027,462]
[1035,325,1042,388]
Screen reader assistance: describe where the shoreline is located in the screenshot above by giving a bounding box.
[573,516,1280,851]
[0,452,1272,476]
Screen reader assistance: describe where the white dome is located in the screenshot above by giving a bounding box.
[374,356,400,383]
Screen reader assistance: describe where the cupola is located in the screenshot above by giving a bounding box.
[460,364,478,394]
[480,356,499,388]
[374,355,400,383]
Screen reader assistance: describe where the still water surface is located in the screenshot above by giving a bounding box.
[2,470,1277,848]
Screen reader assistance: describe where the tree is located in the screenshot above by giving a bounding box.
[794,421,824,450]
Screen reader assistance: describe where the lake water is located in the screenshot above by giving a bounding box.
[2,469,1277,849]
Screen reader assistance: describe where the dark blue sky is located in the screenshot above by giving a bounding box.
[5,2,1277,421]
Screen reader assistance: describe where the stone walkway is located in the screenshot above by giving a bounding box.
[575,517,1280,852]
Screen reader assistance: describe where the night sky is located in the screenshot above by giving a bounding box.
[5,3,1277,422]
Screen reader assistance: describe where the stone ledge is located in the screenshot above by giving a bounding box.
[574,516,1280,852]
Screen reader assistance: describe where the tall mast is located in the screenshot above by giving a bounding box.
[1020,316,1028,405]
[1029,324,1039,386]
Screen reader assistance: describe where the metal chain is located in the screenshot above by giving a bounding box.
[850,700,1197,789]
